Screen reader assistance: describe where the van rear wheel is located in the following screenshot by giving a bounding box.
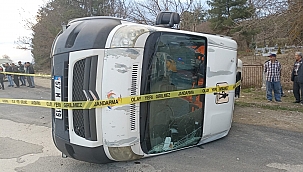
[235,72,241,98]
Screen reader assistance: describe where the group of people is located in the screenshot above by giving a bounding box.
[0,61,35,90]
[264,51,303,104]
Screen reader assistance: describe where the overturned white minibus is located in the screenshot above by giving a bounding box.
[51,12,242,163]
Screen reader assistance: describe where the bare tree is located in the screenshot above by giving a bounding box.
[15,7,37,50]
[2,55,11,61]
[239,0,303,47]
[287,0,303,45]
[15,36,32,50]
[214,0,301,50]
[127,0,206,26]
[70,0,131,17]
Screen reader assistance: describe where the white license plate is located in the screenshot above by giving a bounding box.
[54,76,62,119]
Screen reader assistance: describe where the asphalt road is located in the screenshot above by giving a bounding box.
[0,81,302,172]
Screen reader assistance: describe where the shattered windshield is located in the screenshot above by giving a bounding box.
[145,33,207,154]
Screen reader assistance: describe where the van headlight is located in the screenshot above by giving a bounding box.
[110,25,149,48]
[108,146,143,161]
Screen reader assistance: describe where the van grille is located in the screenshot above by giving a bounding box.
[72,59,86,138]
[130,64,138,131]
[72,56,99,140]
[63,61,69,131]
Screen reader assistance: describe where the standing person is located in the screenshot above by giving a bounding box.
[18,61,26,86]
[291,52,303,104]
[25,62,35,88]
[264,53,282,102]
[0,67,4,90]
[4,63,14,87]
[11,63,20,88]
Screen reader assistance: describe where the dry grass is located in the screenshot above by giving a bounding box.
[237,87,301,111]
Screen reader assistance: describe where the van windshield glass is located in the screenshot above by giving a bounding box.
[144,33,207,154]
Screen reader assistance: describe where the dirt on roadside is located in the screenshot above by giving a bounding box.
[233,106,303,133]
[35,77,51,88]
[233,88,303,133]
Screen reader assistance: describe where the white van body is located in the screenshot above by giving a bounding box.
[51,16,239,163]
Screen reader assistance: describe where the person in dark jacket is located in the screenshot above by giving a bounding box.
[0,67,4,90]
[25,62,35,88]
[4,63,14,87]
[11,63,20,88]
[18,61,26,86]
[291,52,303,104]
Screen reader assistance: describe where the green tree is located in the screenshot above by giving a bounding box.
[207,0,254,36]
[180,6,206,31]
[31,0,87,70]
[30,0,129,70]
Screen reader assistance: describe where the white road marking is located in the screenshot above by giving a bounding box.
[267,163,303,172]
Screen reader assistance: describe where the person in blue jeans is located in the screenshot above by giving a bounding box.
[18,61,26,86]
[264,54,282,102]
[4,63,14,87]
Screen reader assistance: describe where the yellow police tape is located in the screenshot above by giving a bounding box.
[0,72,51,77]
[0,81,241,109]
